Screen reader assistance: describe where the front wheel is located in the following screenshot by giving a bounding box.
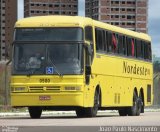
[85,90,100,117]
[76,108,86,118]
[28,107,42,119]
[76,90,100,118]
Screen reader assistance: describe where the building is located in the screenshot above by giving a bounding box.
[24,0,78,17]
[0,0,17,60]
[85,0,148,33]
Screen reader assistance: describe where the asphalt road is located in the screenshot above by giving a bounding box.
[0,111,160,132]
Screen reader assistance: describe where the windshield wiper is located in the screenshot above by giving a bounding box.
[48,56,63,77]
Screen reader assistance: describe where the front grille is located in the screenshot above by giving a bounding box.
[29,86,43,92]
[29,86,61,92]
[46,86,61,91]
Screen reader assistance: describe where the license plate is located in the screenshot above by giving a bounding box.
[39,95,51,101]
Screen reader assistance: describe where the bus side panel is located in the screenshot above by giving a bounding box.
[91,54,153,108]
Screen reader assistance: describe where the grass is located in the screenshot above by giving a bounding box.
[0,106,27,113]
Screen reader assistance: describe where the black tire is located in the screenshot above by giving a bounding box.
[128,91,138,116]
[136,94,143,116]
[76,108,86,118]
[118,108,128,116]
[85,90,100,117]
[140,93,144,113]
[28,107,42,119]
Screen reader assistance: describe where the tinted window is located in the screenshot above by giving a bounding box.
[118,35,123,55]
[148,43,152,60]
[95,28,108,53]
[85,26,93,42]
[127,37,132,56]
[107,32,112,52]
[112,33,118,53]
[144,42,152,60]
[131,38,135,57]
[141,41,145,59]
[15,28,83,41]
[136,40,142,58]
[95,29,103,52]
[94,27,151,61]
[13,43,83,75]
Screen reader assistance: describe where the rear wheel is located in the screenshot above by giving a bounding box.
[128,91,140,116]
[28,107,42,119]
[118,108,128,116]
[136,94,143,116]
[140,93,144,113]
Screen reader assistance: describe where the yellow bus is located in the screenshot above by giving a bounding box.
[11,16,153,118]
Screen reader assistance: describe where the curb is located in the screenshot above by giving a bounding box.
[0,109,160,117]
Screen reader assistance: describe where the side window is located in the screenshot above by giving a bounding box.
[144,42,148,60]
[105,31,109,52]
[102,30,106,52]
[85,26,93,42]
[131,38,135,57]
[107,32,112,52]
[112,33,118,53]
[148,43,152,60]
[123,36,127,55]
[127,37,132,56]
[136,39,142,58]
[144,42,152,61]
[95,28,105,53]
[95,28,102,51]
[118,35,123,55]
[141,41,145,59]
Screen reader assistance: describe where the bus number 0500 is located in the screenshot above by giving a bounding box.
[39,78,50,83]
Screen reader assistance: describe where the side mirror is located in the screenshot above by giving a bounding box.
[84,44,92,56]
[87,45,92,56]
[86,65,91,75]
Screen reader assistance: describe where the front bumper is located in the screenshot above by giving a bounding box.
[11,92,84,107]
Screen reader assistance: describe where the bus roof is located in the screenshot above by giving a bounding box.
[15,15,151,42]
[15,15,91,28]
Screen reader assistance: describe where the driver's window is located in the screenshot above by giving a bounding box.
[85,26,93,42]
[85,26,94,63]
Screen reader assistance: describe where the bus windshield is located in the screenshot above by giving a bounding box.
[15,28,83,41]
[13,43,83,75]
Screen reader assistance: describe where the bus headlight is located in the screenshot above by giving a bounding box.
[12,87,26,92]
[65,86,81,91]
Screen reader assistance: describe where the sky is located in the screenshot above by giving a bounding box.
[148,0,160,57]
[18,0,160,57]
